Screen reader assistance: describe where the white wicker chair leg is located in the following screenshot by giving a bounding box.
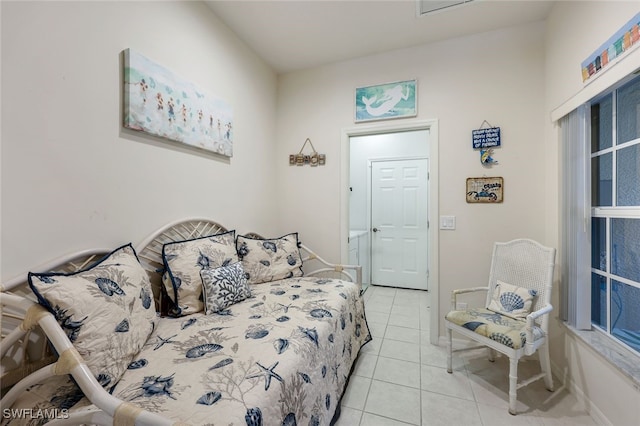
[508,357,518,415]
[539,342,554,391]
[446,327,453,374]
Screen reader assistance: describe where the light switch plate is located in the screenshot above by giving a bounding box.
[440,215,456,230]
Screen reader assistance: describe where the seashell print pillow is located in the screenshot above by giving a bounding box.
[162,231,237,316]
[487,280,538,319]
[200,262,252,314]
[28,243,156,390]
[236,233,303,284]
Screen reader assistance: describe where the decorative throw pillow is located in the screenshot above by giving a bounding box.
[162,231,237,316]
[236,233,303,284]
[28,243,156,389]
[200,262,252,314]
[487,280,538,319]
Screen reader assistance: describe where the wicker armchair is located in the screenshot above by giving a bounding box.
[444,239,556,415]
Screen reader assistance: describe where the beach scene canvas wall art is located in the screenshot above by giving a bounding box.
[123,49,233,157]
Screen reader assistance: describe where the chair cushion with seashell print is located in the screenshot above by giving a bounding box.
[444,307,544,350]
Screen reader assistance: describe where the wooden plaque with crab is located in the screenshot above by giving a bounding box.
[466,177,503,203]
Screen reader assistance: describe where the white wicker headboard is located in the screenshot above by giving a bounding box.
[135,218,228,315]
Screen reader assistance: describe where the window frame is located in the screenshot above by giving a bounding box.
[588,75,640,355]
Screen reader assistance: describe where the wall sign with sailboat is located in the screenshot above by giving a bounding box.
[355,79,417,123]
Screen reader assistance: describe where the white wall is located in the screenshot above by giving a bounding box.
[544,2,640,424]
[0,1,278,279]
[276,21,547,331]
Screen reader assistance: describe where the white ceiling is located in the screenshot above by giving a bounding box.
[205,0,555,74]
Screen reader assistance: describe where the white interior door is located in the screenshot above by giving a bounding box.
[371,158,428,289]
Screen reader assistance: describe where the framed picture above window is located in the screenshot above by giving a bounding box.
[355,79,417,123]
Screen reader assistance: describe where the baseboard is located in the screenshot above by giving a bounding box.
[550,361,611,426]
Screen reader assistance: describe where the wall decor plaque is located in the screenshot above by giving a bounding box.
[466,177,503,203]
[355,79,417,123]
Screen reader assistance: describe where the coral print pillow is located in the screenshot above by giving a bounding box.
[162,231,238,316]
[236,233,303,284]
[28,243,156,389]
[487,280,538,319]
[200,262,252,314]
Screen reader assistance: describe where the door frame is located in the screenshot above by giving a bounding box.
[368,157,429,290]
[341,119,439,345]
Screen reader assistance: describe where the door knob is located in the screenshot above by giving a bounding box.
[372,227,380,233]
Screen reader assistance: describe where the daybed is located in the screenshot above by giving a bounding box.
[0,218,371,425]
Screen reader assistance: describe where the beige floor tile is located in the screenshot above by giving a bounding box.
[335,406,363,426]
[373,356,421,388]
[420,343,465,371]
[360,337,383,356]
[367,292,395,303]
[421,364,474,401]
[342,288,595,426]
[467,373,532,412]
[385,325,421,343]
[364,380,422,425]
[465,354,553,412]
[421,391,482,426]
[379,339,421,363]
[365,310,390,325]
[366,299,394,314]
[366,321,387,339]
[537,414,598,426]
[393,296,422,309]
[419,315,430,331]
[391,303,421,316]
[523,385,595,425]
[420,343,447,367]
[353,353,378,378]
[388,312,420,329]
[360,412,415,426]
[370,285,397,296]
[476,402,544,425]
[342,375,372,410]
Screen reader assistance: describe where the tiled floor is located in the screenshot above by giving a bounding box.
[337,285,597,426]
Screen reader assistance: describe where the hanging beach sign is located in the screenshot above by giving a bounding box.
[472,120,501,166]
[472,126,501,149]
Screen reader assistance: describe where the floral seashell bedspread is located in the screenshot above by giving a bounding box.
[4,277,371,426]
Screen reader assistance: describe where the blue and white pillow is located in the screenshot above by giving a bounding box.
[236,233,303,284]
[487,280,538,319]
[162,231,237,316]
[200,262,252,314]
[28,243,156,389]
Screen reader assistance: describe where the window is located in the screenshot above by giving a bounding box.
[589,76,640,353]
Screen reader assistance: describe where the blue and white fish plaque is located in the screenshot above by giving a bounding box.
[472,127,501,149]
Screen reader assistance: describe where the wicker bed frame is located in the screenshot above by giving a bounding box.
[0,218,363,425]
